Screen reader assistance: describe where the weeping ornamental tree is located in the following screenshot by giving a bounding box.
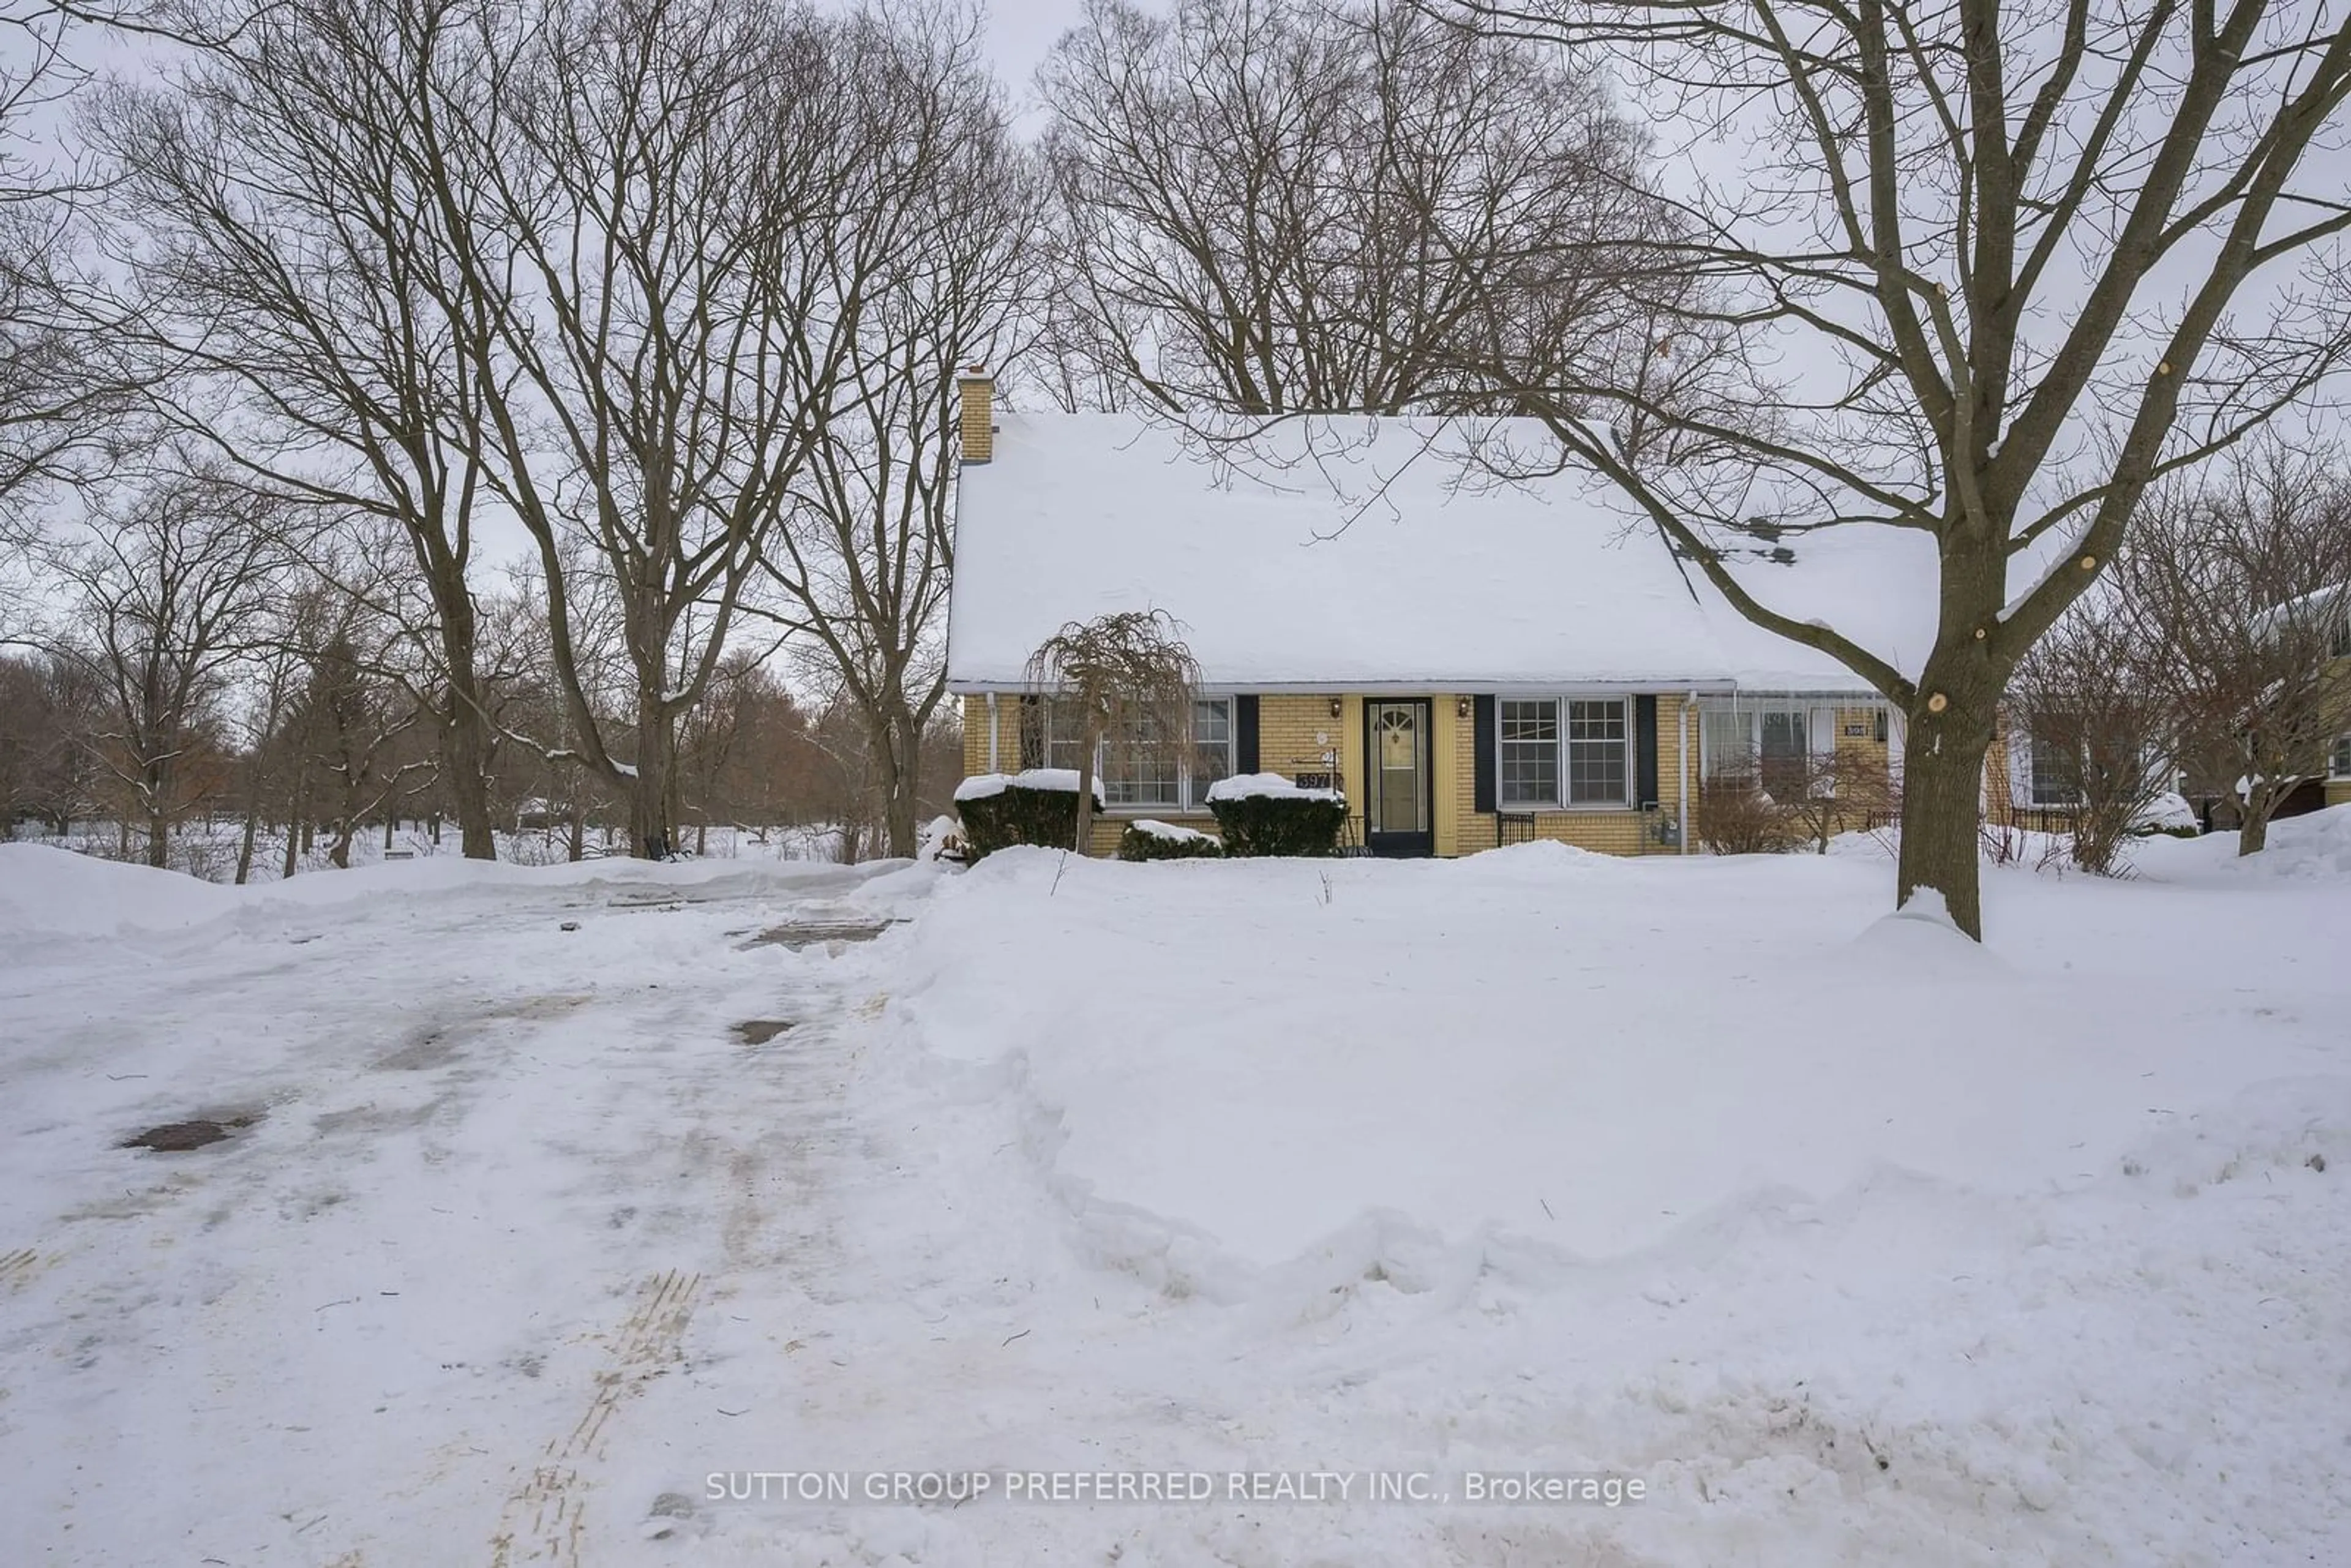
[1419,0,2351,938]
[1022,610,1199,853]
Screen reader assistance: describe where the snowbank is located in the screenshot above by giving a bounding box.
[0,841,857,942]
[0,844,237,939]
[2131,801,2351,882]
[897,845,2345,1272]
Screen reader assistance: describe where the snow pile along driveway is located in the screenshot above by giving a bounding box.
[900,841,2342,1272]
[876,830,2351,1563]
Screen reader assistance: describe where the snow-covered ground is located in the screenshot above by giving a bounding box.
[8,820,851,883]
[4,814,2349,1565]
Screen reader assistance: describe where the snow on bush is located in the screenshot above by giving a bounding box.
[1117,819,1223,861]
[1202,770,1343,803]
[952,767,1104,802]
[954,770,1105,858]
[1203,772,1348,857]
[2131,790,2201,836]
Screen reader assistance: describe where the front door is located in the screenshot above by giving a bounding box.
[1363,699,1434,857]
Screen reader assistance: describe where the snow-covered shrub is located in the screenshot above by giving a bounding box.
[954,770,1103,858]
[1205,773,1346,857]
[1117,819,1223,861]
[2131,792,2202,839]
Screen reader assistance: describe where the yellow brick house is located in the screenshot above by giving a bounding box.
[945,374,1937,858]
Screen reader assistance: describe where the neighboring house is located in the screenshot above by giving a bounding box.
[943,374,1943,858]
[1984,714,2094,830]
[2218,582,2351,823]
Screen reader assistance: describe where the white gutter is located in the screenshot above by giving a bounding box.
[1679,689,1695,855]
[947,677,1764,699]
[985,691,999,772]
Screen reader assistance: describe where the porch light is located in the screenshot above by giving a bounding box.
[1329,697,1343,718]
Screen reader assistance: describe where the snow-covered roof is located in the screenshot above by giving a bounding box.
[947,413,1940,694]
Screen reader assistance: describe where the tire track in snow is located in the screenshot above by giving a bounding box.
[489,1268,702,1567]
[0,1248,43,1291]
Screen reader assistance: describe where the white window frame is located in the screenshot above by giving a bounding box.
[2331,734,2351,779]
[1498,697,1562,809]
[1043,696,1232,813]
[1493,695,1633,811]
[1564,698,1634,809]
[1185,697,1234,809]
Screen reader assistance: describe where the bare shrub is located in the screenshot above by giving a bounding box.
[1693,775,1796,856]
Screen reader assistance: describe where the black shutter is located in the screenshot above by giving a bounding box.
[1635,694,1660,809]
[1234,694,1259,775]
[1472,694,1497,814]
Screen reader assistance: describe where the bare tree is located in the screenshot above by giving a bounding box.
[431,0,868,860]
[1416,0,2351,937]
[293,614,432,869]
[759,9,1042,859]
[226,588,321,882]
[2120,444,2351,855]
[2008,595,2175,875]
[0,644,96,834]
[1,2,134,550]
[92,0,531,861]
[1022,609,1200,852]
[481,544,629,860]
[1038,0,1651,413]
[43,465,284,866]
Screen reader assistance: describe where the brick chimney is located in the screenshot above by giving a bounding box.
[956,365,994,465]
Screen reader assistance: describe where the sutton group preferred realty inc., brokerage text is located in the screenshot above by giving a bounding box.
[705,1469,1649,1508]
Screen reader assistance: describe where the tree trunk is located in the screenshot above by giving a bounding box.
[629,689,679,860]
[283,760,307,879]
[1893,680,1997,941]
[2238,784,2277,856]
[872,705,920,860]
[1073,740,1098,855]
[146,805,168,869]
[235,755,266,885]
[440,669,500,860]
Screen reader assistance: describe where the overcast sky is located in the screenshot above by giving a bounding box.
[984,0,1088,117]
